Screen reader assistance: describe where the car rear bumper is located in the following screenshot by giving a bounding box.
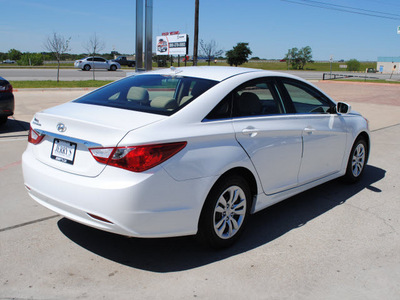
[22,148,213,238]
[0,94,14,117]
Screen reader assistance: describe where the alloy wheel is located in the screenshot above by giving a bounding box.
[352,143,365,177]
[213,185,247,239]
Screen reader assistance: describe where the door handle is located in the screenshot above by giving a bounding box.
[242,127,259,137]
[304,126,316,134]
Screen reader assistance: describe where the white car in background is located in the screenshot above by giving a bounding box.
[74,56,120,71]
[22,66,370,248]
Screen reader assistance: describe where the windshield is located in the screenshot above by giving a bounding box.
[74,74,218,116]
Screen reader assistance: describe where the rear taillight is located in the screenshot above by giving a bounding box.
[28,126,45,144]
[0,83,12,93]
[89,142,187,172]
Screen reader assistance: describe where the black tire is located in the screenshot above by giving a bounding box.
[0,116,7,126]
[343,138,368,183]
[198,175,251,249]
[110,65,117,71]
[83,64,91,71]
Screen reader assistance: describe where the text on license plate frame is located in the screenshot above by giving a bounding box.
[51,139,77,165]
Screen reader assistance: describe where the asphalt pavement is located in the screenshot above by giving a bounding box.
[0,82,399,299]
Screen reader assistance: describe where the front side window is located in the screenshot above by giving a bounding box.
[205,78,285,120]
[233,81,284,117]
[282,80,334,114]
[74,75,217,116]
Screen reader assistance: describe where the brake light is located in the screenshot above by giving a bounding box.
[89,142,187,172]
[0,83,12,93]
[28,126,45,144]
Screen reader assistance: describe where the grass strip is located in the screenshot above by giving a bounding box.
[11,80,113,89]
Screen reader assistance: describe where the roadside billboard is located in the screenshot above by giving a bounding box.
[156,34,188,56]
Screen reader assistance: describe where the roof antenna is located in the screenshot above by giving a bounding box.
[170,66,182,77]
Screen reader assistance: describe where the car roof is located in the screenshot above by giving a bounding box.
[142,66,293,82]
[83,56,105,59]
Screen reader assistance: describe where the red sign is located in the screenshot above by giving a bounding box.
[161,31,180,36]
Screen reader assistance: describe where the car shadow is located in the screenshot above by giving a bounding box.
[58,164,385,273]
[0,118,30,136]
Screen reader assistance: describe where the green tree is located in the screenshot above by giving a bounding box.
[18,53,44,66]
[285,47,300,69]
[347,59,360,71]
[8,49,23,61]
[298,46,313,69]
[285,46,313,70]
[226,42,252,67]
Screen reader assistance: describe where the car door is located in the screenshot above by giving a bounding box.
[231,78,303,195]
[94,57,107,69]
[279,79,348,184]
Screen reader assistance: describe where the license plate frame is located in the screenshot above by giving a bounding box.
[51,139,77,165]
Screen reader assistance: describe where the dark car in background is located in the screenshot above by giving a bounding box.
[0,76,14,125]
[112,56,136,67]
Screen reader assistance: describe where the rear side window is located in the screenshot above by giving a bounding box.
[74,75,218,116]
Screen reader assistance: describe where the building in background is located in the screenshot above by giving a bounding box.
[377,57,400,73]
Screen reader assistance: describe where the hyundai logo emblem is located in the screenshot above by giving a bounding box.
[56,123,67,132]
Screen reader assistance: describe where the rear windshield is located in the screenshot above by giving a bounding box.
[74,74,218,116]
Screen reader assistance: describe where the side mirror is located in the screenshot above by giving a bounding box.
[337,102,351,114]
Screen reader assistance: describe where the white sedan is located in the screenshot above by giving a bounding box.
[22,67,370,248]
[74,56,120,71]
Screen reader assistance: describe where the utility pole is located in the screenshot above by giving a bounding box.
[193,0,199,66]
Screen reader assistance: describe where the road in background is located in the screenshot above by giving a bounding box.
[1,68,399,81]
[0,68,127,81]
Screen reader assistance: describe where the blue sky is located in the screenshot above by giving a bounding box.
[1,0,400,61]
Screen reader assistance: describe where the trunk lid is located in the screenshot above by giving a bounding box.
[30,102,166,177]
